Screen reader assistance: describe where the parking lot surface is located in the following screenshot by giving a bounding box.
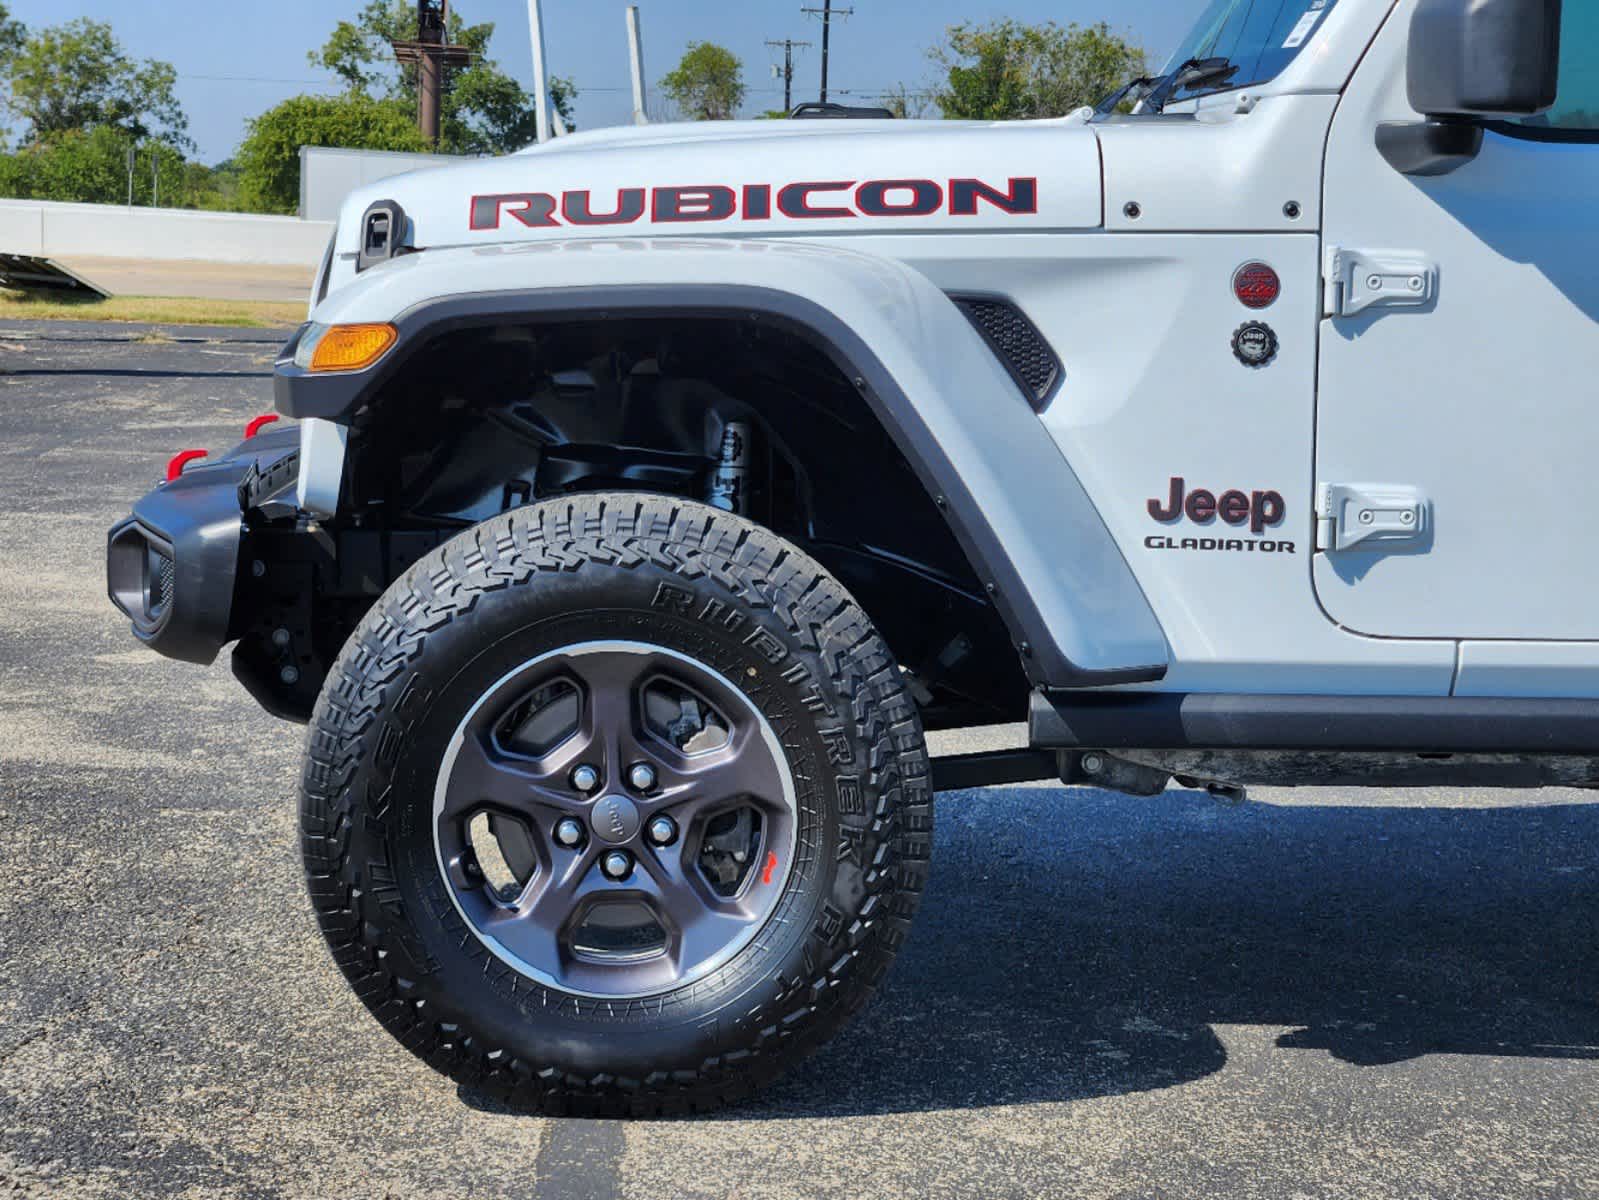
[3,319,1598,1199]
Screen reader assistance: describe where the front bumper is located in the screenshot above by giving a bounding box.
[106,430,299,664]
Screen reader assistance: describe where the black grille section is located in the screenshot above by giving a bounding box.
[151,548,176,620]
[953,296,1063,409]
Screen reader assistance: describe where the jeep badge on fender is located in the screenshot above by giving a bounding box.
[1148,477,1286,534]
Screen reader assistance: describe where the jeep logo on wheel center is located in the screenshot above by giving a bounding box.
[590,794,641,845]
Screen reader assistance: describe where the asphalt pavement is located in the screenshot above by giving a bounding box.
[2,318,1598,1199]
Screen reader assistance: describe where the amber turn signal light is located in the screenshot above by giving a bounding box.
[308,323,398,373]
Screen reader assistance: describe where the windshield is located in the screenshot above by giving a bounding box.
[1161,0,1341,102]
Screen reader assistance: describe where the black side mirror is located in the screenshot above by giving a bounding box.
[1379,0,1562,176]
[1409,0,1561,117]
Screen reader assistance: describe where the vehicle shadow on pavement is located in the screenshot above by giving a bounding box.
[457,785,1599,1120]
[736,785,1599,1118]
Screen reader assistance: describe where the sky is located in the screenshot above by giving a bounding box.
[7,0,1199,164]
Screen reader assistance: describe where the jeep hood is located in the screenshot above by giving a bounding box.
[330,118,1104,264]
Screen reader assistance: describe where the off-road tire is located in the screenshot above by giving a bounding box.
[299,493,933,1115]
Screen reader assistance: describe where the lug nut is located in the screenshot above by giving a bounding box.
[647,815,677,846]
[571,764,600,793]
[554,818,584,849]
[628,762,657,792]
[601,850,633,880]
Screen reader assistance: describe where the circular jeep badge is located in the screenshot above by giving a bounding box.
[1233,262,1281,309]
[589,794,642,845]
[1232,321,1279,368]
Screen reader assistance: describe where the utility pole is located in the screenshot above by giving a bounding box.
[626,6,649,125]
[800,0,852,104]
[391,1,471,148]
[765,39,811,113]
[526,0,568,141]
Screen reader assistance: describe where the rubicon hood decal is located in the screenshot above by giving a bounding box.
[470,177,1038,232]
[336,122,1104,249]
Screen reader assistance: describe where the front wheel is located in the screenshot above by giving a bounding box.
[300,494,932,1115]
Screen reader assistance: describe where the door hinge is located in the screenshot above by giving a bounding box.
[1323,247,1437,318]
[1315,483,1430,553]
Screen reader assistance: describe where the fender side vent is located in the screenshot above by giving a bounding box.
[952,295,1063,411]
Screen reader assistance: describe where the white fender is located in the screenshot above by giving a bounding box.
[287,237,1170,686]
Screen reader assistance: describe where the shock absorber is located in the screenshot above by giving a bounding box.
[706,419,751,515]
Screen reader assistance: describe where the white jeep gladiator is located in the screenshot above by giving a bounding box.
[107,0,1596,1114]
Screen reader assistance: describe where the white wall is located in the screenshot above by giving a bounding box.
[0,199,334,267]
[299,146,470,222]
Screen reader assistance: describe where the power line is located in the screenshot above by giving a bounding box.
[179,74,345,86]
[173,75,921,99]
[172,75,928,112]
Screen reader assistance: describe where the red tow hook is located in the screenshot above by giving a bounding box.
[165,449,209,482]
[244,413,280,439]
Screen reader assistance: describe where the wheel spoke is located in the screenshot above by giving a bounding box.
[570,651,647,732]
[566,651,653,790]
[442,732,587,821]
[644,723,787,821]
[676,905,760,974]
[635,844,707,928]
[484,845,605,969]
[636,849,756,971]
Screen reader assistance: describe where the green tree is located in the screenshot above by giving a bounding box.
[234,93,429,214]
[309,0,573,151]
[0,3,23,149]
[0,125,195,205]
[3,18,190,148]
[661,42,745,121]
[0,3,24,67]
[930,20,1145,120]
[197,158,246,211]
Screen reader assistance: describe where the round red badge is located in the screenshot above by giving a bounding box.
[1233,263,1281,310]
